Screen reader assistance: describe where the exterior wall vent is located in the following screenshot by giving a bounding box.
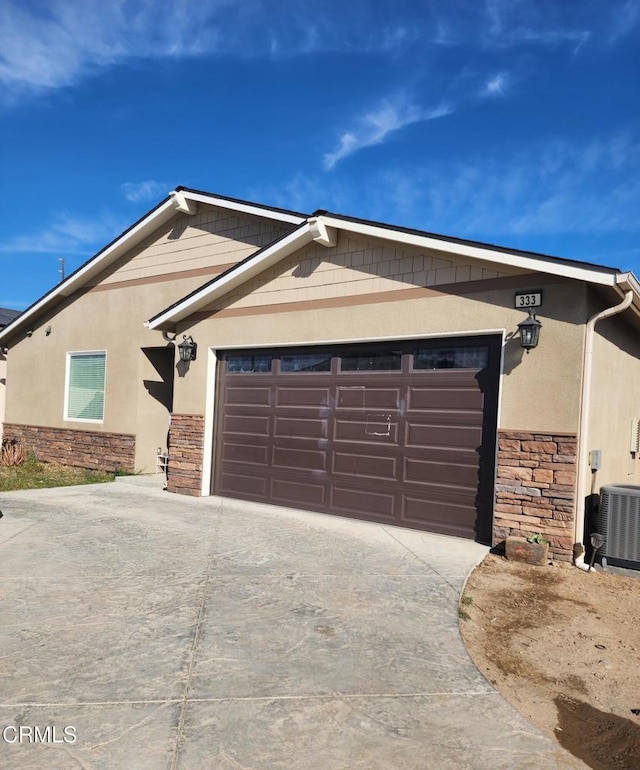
[630,418,640,454]
[598,484,640,570]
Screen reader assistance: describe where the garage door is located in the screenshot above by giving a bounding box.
[213,337,500,541]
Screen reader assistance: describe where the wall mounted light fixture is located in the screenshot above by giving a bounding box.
[517,309,542,353]
[177,335,197,362]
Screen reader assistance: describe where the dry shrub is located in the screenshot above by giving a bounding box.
[0,439,27,467]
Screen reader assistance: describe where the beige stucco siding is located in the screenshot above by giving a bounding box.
[3,205,295,472]
[588,314,640,489]
[89,208,291,289]
[173,252,587,437]
[4,274,214,472]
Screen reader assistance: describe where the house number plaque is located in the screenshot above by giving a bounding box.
[514,291,542,309]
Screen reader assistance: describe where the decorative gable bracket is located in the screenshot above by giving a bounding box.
[170,190,198,215]
[308,217,337,248]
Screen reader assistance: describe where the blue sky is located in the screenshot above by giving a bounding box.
[0,0,638,310]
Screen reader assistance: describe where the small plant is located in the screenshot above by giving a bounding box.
[459,607,470,621]
[0,439,27,467]
[461,594,473,606]
[527,533,548,545]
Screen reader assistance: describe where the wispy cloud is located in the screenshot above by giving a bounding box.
[608,0,640,41]
[121,180,170,203]
[407,134,640,239]
[323,96,452,170]
[0,212,124,255]
[0,0,627,103]
[259,133,640,255]
[481,0,592,52]
[0,0,234,95]
[481,72,509,97]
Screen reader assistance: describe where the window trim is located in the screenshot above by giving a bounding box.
[64,350,107,424]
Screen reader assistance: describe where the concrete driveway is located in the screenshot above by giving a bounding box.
[0,477,585,769]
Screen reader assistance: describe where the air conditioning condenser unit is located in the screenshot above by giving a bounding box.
[598,484,640,570]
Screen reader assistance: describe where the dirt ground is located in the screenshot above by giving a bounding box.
[460,554,640,770]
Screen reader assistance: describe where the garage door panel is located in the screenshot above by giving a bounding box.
[224,386,272,406]
[334,418,399,445]
[273,447,327,471]
[223,415,270,436]
[404,457,479,487]
[406,422,483,449]
[271,478,326,506]
[221,443,269,466]
[402,497,477,537]
[403,477,477,503]
[276,387,331,408]
[405,412,484,430]
[333,451,397,481]
[274,416,327,439]
[331,486,397,518]
[219,471,267,498]
[406,387,484,411]
[336,387,400,410]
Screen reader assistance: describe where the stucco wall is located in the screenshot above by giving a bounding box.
[588,311,640,496]
[5,281,194,472]
[3,206,293,472]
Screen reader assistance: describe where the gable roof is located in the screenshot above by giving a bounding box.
[0,308,21,329]
[0,188,306,343]
[146,207,640,331]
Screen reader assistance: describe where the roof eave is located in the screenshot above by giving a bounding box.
[319,215,622,287]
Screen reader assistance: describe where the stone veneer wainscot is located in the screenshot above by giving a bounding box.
[494,430,577,562]
[166,413,205,496]
[2,423,135,473]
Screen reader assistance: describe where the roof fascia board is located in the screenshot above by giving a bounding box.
[320,216,619,288]
[176,190,306,225]
[146,223,315,330]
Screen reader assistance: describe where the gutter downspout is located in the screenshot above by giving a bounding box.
[575,290,634,549]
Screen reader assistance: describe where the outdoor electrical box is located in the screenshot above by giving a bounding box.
[589,450,602,471]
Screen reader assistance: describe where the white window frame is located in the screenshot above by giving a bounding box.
[64,350,107,424]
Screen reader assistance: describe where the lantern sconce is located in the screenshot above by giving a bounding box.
[517,309,542,353]
[177,335,197,363]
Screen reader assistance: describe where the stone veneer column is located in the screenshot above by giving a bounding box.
[166,414,205,496]
[494,430,578,562]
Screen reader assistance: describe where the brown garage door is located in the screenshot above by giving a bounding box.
[213,337,500,541]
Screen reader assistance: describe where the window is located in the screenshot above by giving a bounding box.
[227,355,272,373]
[340,350,402,371]
[413,347,488,370]
[65,352,106,422]
[280,353,331,373]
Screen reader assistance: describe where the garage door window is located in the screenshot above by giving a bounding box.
[227,355,272,373]
[413,347,488,370]
[340,351,402,371]
[281,353,331,373]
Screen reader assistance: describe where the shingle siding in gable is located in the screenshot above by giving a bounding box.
[88,208,293,290]
[207,233,524,313]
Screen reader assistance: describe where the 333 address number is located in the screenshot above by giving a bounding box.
[514,291,542,309]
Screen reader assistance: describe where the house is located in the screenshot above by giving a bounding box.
[1,187,639,562]
[0,307,21,441]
